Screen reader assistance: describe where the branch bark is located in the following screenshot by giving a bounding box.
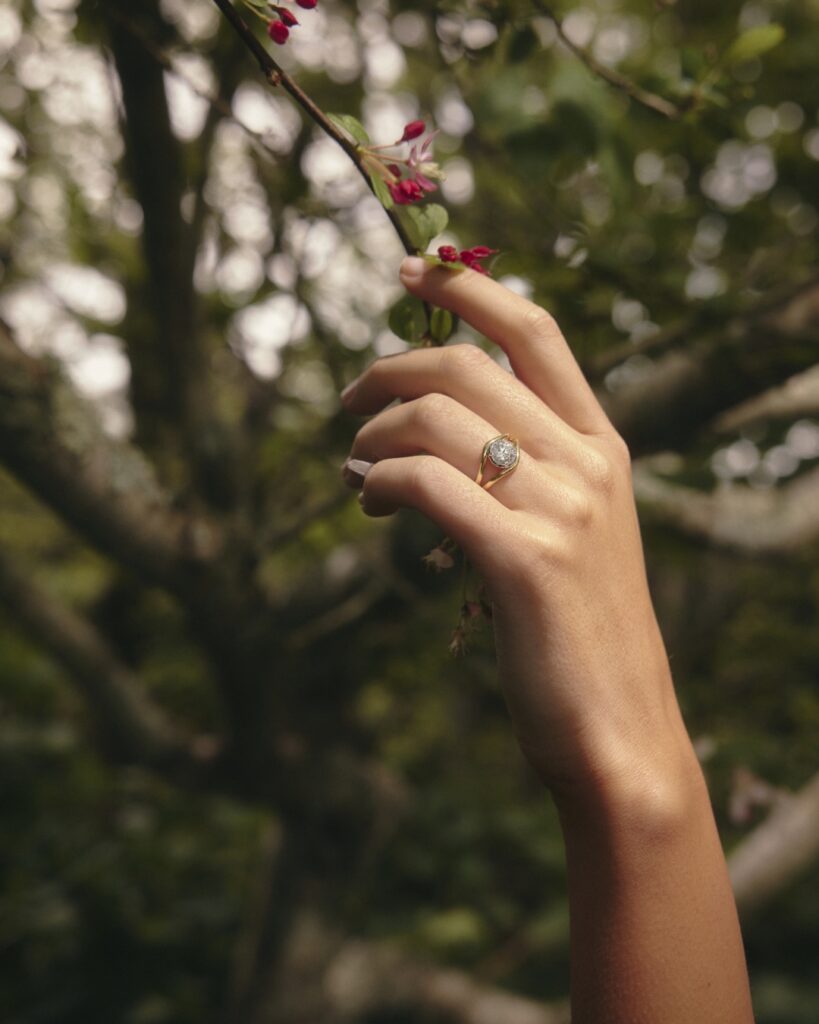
[533,2,686,120]
[324,936,572,1024]
[729,772,819,916]
[633,461,819,554]
[0,319,214,588]
[0,546,211,776]
[714,364,819,434]
[105,0,204,440]
[209,0,418,256]
[604,282,819,456]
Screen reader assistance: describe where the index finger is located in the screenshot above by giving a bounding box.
[399,256,612,436]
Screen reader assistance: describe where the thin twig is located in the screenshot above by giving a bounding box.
[210,0,417,255]
[534,2,687,121]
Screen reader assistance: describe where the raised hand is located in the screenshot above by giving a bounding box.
[340,256,754,1024]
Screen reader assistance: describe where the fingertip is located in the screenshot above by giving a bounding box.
[399,256,428,283]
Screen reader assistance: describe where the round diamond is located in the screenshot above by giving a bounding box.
[487,436,518,469]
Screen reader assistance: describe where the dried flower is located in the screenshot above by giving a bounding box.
[422,544,456,571]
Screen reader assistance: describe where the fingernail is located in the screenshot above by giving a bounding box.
[343,458,373,481]
[357,492,366,510]
[399,256,427,281]
[340,376,359,401]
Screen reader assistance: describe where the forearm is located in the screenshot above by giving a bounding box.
[554,716,754,1024]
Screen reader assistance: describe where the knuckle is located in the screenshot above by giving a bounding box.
[580,446,617,494]
[522,305,559,341]
[406,454,447,499]
[518,526,573,583]
[609,431,632,468]
[412,391,453,428]
[440,342,492,379]
[555,483,594,528]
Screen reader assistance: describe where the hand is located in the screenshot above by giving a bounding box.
[341,256,691,796]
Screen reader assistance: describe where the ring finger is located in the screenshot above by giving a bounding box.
[343,392,570,514]
[341,343,584,468]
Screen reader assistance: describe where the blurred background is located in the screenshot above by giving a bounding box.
[1,0,818,1021]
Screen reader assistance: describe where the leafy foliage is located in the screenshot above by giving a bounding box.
[0,0,818,1021]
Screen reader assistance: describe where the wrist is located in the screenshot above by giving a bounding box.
[549,719,708,845]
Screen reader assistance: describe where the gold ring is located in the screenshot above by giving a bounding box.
[474,434,520,490]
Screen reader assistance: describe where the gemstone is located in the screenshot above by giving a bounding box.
[487,436,518,469]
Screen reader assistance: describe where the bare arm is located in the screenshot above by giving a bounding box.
[340,256,754,1023]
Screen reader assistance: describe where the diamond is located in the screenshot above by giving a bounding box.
[487,436,518,469]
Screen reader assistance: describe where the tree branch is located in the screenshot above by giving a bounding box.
[633,461,819,554]
[105,0,203,439]
[532,2,686,120]
[729,772,819,916]
[714,364,819,434]
[604,282,819,456]
[323,932,571,1024]
[209,0,418,256]
[0,318,215,588]
[0,545,213,777]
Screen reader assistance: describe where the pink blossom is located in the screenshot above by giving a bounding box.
[389,179,425,205]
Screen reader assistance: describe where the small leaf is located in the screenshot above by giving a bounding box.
[404,203,449,250]
[724,24,785,65]
[429,306,453,344]
[388,294,426,344]
[369,172,394,209]
[327,113,370,145]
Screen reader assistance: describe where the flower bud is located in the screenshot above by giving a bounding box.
[295,0,317,8]
[278,7,299,26]
[437,245,459,263]
[400,120,426,142]
[267,19,289,43]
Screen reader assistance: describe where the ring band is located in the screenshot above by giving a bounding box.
[475,434,520,490]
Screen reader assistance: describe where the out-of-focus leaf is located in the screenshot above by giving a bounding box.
[429,306,453,344]
[369,171,394,209]
[388,294,426,343]
[327,112,370,145]
[404,204,449,251]
[724,24,785,65]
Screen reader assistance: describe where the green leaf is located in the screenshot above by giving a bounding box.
[388,295,426,344]
[404,204,449,250]
[429,307,454,344]
[369,172,394,209]
[724,24,785,65]
[327,113,370,145]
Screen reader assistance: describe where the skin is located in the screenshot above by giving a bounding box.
[340,255,755,1024]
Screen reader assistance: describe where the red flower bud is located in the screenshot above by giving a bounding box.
[295,0,317,7]
[387,163,402,177]
[267,19,289,43]
[278,7,299,26]
[389,179,424,205]
[400,119,426,142]
[437,245,459,263]
[463,246,497,259]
